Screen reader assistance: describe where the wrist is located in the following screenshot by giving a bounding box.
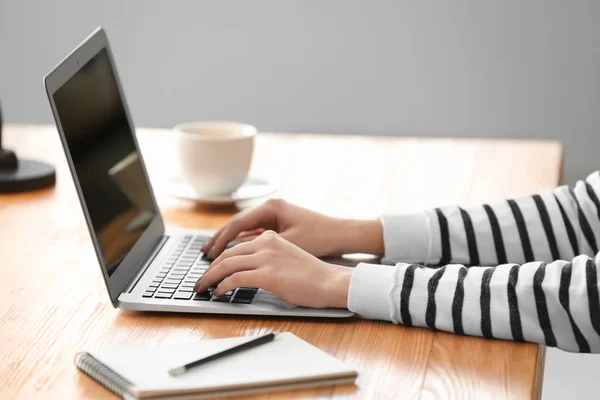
[332,218,384,256]
[322,263,353,308]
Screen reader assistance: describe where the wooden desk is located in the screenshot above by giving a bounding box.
[0,125,563,399]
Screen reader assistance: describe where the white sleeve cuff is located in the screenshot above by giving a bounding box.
[347,262,398,321]
[380,212,437,264]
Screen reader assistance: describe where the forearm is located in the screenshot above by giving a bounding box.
[331,218,384,256]
[381,171,600,266]
[347,253,600,353]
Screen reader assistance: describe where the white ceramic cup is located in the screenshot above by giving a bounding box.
[175,121,256,196]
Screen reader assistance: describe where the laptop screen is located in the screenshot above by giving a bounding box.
[53,48,158,277]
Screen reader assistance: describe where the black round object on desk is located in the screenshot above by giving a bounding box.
[0,100,56,193]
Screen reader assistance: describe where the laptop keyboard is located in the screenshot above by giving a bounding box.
[142,235,258,304]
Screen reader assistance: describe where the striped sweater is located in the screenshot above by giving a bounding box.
[347,171,600,353]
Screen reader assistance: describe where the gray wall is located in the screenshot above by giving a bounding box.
[1,0,599,185]
[2,1,600,398]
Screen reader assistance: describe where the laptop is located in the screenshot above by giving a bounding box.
[44,27,353,318]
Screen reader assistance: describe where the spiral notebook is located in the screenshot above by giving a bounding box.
[75,332,357,399]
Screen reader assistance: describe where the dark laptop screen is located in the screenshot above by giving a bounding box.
[53,48,157,276]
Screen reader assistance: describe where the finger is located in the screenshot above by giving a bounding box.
[236,234,260,243]
[236,229,265,239]
[195,255,258,293]
[209,208,274,258]
[202,225,226,254]
[205,240,258,275]
[203,224,249,254]
[214,270,263,296]
[194,254,259,293]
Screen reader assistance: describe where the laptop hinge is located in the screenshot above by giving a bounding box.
[123,235,170,294]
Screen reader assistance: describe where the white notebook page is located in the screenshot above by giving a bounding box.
[91,332,356,396]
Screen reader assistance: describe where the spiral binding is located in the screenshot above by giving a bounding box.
[75,352,134,398]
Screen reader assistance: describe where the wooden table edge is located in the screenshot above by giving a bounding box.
[532,344,546,399]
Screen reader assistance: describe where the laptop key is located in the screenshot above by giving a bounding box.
[160,283,179,289]
[233,294,255,302]
[143,291,155,298]
[174,291,194,300]
[178,287,195,292]
[155,293,173,299]
[233,293,255,301]
[193,291,212,301]
[157,289,176,294]
[212,295,231,303]
[236,288,257,297]
[231,297,252,304]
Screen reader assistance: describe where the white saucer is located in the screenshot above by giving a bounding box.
[166,177,277,205]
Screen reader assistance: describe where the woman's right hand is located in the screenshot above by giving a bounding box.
[202,199,384,259]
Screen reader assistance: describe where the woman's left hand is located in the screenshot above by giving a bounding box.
[193,230,352,309]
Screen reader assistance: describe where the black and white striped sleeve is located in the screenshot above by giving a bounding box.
[347,171,600,353]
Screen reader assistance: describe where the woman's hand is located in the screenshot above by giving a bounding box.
[202,199,384,259]
[194,231,353,309]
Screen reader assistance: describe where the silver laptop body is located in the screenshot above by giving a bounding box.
[44,27,353,319]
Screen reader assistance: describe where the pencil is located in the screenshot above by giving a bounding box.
[168,333,276,377]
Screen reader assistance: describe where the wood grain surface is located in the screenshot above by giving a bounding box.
[0,125,562,399]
